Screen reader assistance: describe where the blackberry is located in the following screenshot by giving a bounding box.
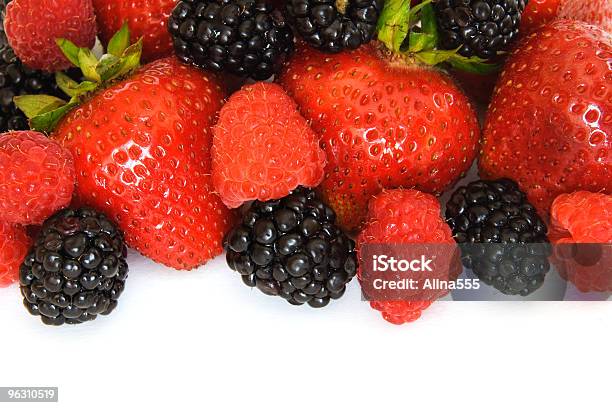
[225,188,357,308]
[286,0,383,53]
[20,208,129,326]
[169,0,294,80]
[433,0,527,59]
[446,179,550,296]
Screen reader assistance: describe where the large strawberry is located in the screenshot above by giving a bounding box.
[481,20,611,217]
[92,0,176,62]
[15,26,233,270]
[279,2,482,230]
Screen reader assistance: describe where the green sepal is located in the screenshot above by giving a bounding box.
[55,72,98,98]
[116,39,143,78]
[407,2,437,53]
[13,95,68,118]
[15,25,143,134]
[376,0,501,75]
[78,48,102,82]
[415,49,500,75]
[107,22,130,57]
[377,0,412,54]
[29,98,80,134]
[55,38,80,67]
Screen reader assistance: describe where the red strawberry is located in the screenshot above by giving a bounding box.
[357,189,461,325]
[558,0,612,34]
[4,0,97,71]
[279,44,480,231]
[92,0,177,63]
[212,82,326,209]
[550,191,612,292]
[520,0,561,35]
[0,222,31,287]
[0,131,75,226]
[481,20,612,217]
[50,57,233,270]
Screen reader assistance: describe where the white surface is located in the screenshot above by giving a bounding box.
[1,250,611,408]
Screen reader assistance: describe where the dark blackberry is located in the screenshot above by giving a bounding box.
[20,208,129,326]
[286,0,383,53]
[225,187,357,308]
[446,179,551,296]
[169,0,294,80]
[433,0,527,59]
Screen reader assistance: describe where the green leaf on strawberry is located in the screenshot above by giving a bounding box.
[14,25,143,134]
[377,0,499,75]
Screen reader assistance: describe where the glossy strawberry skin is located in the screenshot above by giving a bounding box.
[520,0,561,35]
[279,45,480,231]
[481,20,611,217]
[92,0,176,62]
[52,57,233,270]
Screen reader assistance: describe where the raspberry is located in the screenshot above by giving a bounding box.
[212,83,326,209]
[0,222,31,287]
[551,191,612,243]
[4,0,97,71]
[558,0,612,34]
[550,191,612,293]
[0,131,76,225]
[357,189,461,325]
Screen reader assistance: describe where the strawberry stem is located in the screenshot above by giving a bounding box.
[376,0,500,75]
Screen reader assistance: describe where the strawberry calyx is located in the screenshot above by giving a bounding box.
[376,0,499,74]
[14,23,143,133]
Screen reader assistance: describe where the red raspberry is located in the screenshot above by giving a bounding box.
[0,131,76,225]
[357,189,461,325]
[4,0,97,71]
[212,82,326,209]
[550,191,612,292]
[0,223,32,287]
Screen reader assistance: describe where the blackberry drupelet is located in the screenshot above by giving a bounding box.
[446,179,550,296]
[286,0,383,53]
[169,0,294,80]
[20,208,129,326]
[433,0,527,59]
[225,188,357,308]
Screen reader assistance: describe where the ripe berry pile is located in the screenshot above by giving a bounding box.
[0,0,609,328]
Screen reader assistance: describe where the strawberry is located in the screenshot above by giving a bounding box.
[4,0,97,71]
[212,82,326,209]
[92,0,177,62]
[520,0,561,35]
[279,44,480,230]
[558,0,612,34]
[481,20,612,217]
[15,27,233,270]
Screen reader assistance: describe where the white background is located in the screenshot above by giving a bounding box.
[1,250,611,408]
